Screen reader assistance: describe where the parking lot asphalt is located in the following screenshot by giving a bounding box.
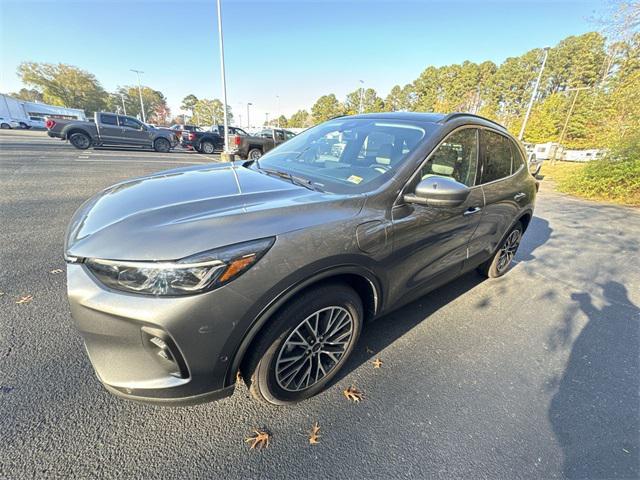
[1,129,639,479]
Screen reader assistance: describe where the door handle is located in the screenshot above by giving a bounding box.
[514,192,526,201]
[463,206,482,216]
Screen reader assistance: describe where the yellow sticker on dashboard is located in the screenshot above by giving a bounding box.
[347,175,363,184]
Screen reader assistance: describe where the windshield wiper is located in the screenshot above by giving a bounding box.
[260,168,323,192]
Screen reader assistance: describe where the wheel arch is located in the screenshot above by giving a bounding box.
[64,127,92,141]
[227,265,381,386]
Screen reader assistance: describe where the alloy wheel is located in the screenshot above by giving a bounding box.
[275,306,354,392]
[497,229,521,272]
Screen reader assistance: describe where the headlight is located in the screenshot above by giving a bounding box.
[83,237,275,296]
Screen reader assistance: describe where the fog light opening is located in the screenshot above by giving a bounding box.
[141,327,189,379]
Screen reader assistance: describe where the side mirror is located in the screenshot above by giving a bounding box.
[404,176,470,207]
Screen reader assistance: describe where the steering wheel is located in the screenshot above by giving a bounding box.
[369,164,391,174]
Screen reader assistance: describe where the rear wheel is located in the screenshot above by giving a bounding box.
[200,140,215,154]
[154,138,171,153]
[478,222,523,278]
[248,148,263,160]
[243,283,363,405]
[1,123,10,129]
[69,132,91,150]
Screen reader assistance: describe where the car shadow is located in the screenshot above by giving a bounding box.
[547,281,639,479]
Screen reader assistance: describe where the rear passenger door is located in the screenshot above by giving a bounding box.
[467,129,525,264]
[97,113,121,144]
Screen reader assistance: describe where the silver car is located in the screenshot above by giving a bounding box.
[65,112,537,406]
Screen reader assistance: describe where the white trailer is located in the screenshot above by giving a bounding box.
[0,93,86,129]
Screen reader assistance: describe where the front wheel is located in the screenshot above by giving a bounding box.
[478,222,523,278]
[154,138,171,153]
[243,284,363,405]
[69,132,91,150]
[200,140,215,154]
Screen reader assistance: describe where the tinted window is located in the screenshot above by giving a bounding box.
[233,128,248,136]
[511,141,525,170]
[119,116,143,129]
[100,114,118,126]
[419,128,478,187]
[482,131,512,183]
[274,130,285,141]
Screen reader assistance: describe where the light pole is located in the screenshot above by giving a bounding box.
[265,112,269,126]
[120,93,127,116]
[358,80,364,114]
[276,95,280,127]
[519,46,549,141]
[554,86,591,163]
[216,0,230,153]
[246,102,252,130]
[130,69,146,123]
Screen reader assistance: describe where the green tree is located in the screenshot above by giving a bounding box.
[107,86,170,123]
[181,94,199,112]
[17,62,107,114]
[383,84,416,111]
[288,109,312,127]
[311,94,344,123]
[10,88,44,102]
[192,98,233,125]
[344,88,384,114]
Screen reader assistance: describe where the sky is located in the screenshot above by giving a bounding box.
[0,0,609,125]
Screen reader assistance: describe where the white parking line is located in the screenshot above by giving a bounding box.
[75,159,206,165]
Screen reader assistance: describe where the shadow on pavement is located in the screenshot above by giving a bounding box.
[548,281,640,479]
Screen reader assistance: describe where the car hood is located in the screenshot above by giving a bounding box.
[66,163,364,260]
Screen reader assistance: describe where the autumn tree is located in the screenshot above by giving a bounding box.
[107,86,170,123]
[17,62,107,114]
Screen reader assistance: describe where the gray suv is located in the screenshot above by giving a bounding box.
[65,112,536,406]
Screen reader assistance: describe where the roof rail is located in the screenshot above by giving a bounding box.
[440,112,506,130]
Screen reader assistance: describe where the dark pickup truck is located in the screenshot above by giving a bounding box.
[46,112,178,152]
[229,128,296,159]
[181,125,248,154]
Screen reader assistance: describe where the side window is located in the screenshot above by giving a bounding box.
[100,114,118,126]
[419,128,478,187]
[481,131,512,183]
[274,130,285,141]
[119,116,143,130]
[510,141,525,170]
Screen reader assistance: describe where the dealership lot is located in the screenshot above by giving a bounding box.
[1,129,638,479]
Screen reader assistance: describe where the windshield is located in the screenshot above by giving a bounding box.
[252,118,430,193]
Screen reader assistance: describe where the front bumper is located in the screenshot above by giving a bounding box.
[66,263,254,405]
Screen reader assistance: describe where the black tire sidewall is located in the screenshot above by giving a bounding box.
[251,284,363,405]
[154,138,170,152]
[486,222,523,278]
[248,148,262,160]
[70,132,90,149]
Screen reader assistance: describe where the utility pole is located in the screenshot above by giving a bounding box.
[518,46,549,141]
[246,102,252,130]
[120,94,127,116]
[554,86,591,163]
[358,80,364,114]
[130,69,145,123]
[216,0,230,153]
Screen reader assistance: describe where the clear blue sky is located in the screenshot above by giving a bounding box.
[0,0,607,123]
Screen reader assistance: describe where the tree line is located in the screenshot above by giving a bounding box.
[282,30,639,151]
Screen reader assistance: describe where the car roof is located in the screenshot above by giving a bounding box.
[341,111,508,132]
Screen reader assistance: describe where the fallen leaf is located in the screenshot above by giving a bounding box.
[365,346,374,354]
[245,429,270,450]
[50,269,63,274]
[343,386,363,403]
[309,422,320,445]
[372,358,383,369]
[16,295,33,304]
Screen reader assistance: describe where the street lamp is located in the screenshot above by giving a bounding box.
[130,69,146,123]
[358,80,364,114]
[216,0,230,153]
[246,102,252,130]
[265,112,269,126]
[120,93,127,116]
[276,95,280,127]
[518,46,549,141]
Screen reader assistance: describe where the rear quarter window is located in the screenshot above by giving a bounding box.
[481,130,512,183]
[100,114,118,126]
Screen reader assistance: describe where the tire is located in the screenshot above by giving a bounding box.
[243,283,363,406]
[477,221,523,278]
[1,123,10,129]
[19,122,29,129]
[154,137,171,153]
[248,148,263,160]
[200,140,215,154]
[69,132,91,150]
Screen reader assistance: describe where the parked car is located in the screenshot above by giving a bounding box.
[181,125,249,154]
[0,117,22,129]
[523,142,543,176]
[46,112,178,152]
[229,127,296,159]
[64,112,536,406]
[28,116,46,129]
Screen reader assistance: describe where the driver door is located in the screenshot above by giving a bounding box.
[387,127,484,305]
[118,115,151,146]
